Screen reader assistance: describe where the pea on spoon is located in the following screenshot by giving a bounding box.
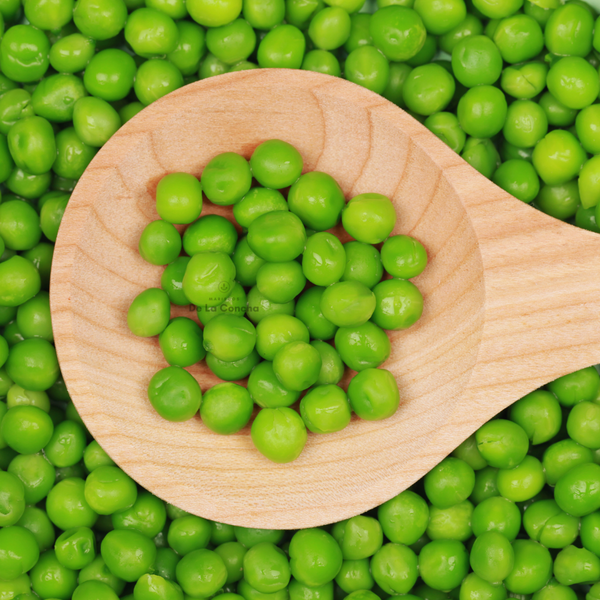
[51,70,600,529]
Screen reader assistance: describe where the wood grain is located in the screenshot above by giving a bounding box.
[50,70,600,529]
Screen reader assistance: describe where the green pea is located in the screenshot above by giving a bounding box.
[257,24,306,68]
[419,540,469,591]
[576,104,600,155]
[426,499,474,541]
[294,287,337,340]
[0,25,50,83]
[543,440,593,487]
[234,187,288,229]
[44,420,86,468]
[183,215,237,256]
[201,152,252,205]
[246,286,295,324]
[200,53,229,78]
[156,172,202,225]
[505,540,553,595]
[342,193,396,244]
[425,112,466,153]
[167,514,211,555]
[84,465,137,517]
[127,288,170,337]
[6,338,58,391]
[203,314,256,362]
[493,15,543,64]
[0,525,40,580]
[73,96,121,148]
[243,542,290,593]
[308,7,351,50]
[382,62,412,108]
[576,205,600,233]
[273,340,322,392]
[378,490,429,545]
[310,340,344,386]
[23,0,73,29]
[403,63,456,115]
[536,180,581,221]
[548,366,600,405]
[73,0,127,40]
[250,140,303,189]
[147,366,202,422]
[46,477,98,530]
[111,490,166,539]
[0,575,30,600]
[78,555,126,594]
[206,18,256,64]
[370,6,426,61]
[31,74,87,123]
[302,232,346,286]
[158,317,205,367]
[509,390,562,444]
[183,251,236,307]
[167,21,206,75]
[335,559,374,594]
[497,455,545,502]
[255,262,305,305]
[459,573,506,600]
[344,13,372,53]
[344,46,391,94]
[546,3,593,57]
[533,129,587,186]
[439,13,483,53]
[7,116,55,176]
[523,498,579,549]
[335,321,390,371]
[247,211,306,263]
[49,33,96,74]
[0,90,34,136]
[198,282,247,326]
[251,406,307,463]
[247,360,299,408]
[83,49,136,102]
[74,581,120,600]
[493,159,540,204]
[347,368,399,421]
[7,452,55,503]
[30,550,78,600]
[119,102,144,124]
[100,529,157,582]
[547,56,599,110]
[339,242,382,290]
[134,59,183,106]
[243,0,284,28]
[54,127,97,180]
[40,192,69,242]
[472,0,522,19]
[84,440,115,472]
[200,382,253,435]
[470,531,514,583]
[501,61,547,100]
[457,85,507,138]
[475,419,529,469]
[0,200,41,251]
[255,314,309,361]
[503,100,548,149]
[319,281,375,328]
[285,0,322,28]
[186,0,241,26]
[424,457,475,509]
[300,384,351,433]
[289,529,342,586]
[55,527,97,570]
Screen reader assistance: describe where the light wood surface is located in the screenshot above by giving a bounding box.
[50,70,600,529]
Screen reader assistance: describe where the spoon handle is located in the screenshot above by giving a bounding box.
[443,164,600,430]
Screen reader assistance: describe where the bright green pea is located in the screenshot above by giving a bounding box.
[493,159,540,204]
[83,49,136,102]
[7,451,55,504]
[247,360,300,408]
[46,477,98,530]
[247,211,306,262]
[548,366,600,405]
[554,545,600,585]
[509,390,562,444]
[288,172,345,231]
[342,193,396,244]
[425,112,466,153]
[234,188,288,229]
[200,52,229,78]
[49,34,95,74]
[344,13,372,53]
[503,100,548,149]
[8,116,55,176]
[576,205,600,232]
[273,340,322,392]
[5,338,58,391]
[167,21,206,76]
[183,215,238,256]
[0,134,14,183]
[459,573,506,600]
[0,90,34,136]
[257,24,306,68]
[206,19,256,64]
[251,407,307,463]
[345,46,390,94]
[23,0,73,29]
[243,542,290,593]
[493,15,543,64]
[125,8,179,56]
[55,527,97,570]
[378,490,430,545]
[472,0,522,19]
[347,368,399,420]
[0,575,30,600]
[250,140,303,189]
[546,3,593,57]
[335,559,373,594]
[505,539,552,595]
[0,525,39,580]
[127,288,170,337]
[335,321,390,371]
[44,420,86,468]
[78,555,126,594]
[202,152,252,206]
[156,172,202,224]
[183,251,236,307]
[243,0,284,28]
[577,157,600,208]
[543,439,593,486]
[31,74,86,124]
[547,56,599,110]
[403,63,456,115]
[0,200,41,251]
[439,13,483,53]
[167,514,211,555]
[119,102,144,124]
[310,340,344,386]
[0,470,26,527]
[73,96,121,148]
[370,6,426,61]
[536,180,581,221]
[289,529,342,587]
[256,261,306,304]
[100,530,157,582]
[200,383,253,435]
[285,0,322,28]
[295,286,337,340]
[372,279,423,330]
[30,550,78,600]
[539,91,577,127]
[246,286,295,324]
[302,232,346,287]
[382,62,411,108]
[300,384,351,433]
[186,0,241,26]
[427,499,473,541]
[134,59,183,106]
[496,455,545,502]
[53,127,97,180]
[0,25,50,83]
[84,465,137,516]
[475,419,529,469]
[159,317,205,367]
[532,130,586,185]
[457,86,507,138]
[340,242,383,290]
[419,540,469,591]
[84,440,115,473]
[255,314,309,362]
[501,61,547,101]
[424,457,475,509]
[320,281,375,328]
[203,314,256,362]
[523,499,579,549]
[198,282,247,325]
[74,581,120,600]
[576,104,600,155]
[308,7,351,50]
[111,490,166,539]
[73,0,128,40]
[470,532,514,583]
[40,193,69,242]
[147,366,202,422]
[381,235,427,279]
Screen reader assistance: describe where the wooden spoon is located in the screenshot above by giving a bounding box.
[51,69,600,529]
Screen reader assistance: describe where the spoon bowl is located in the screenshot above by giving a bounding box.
[51,69,600,529]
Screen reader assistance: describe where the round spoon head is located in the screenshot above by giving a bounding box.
[51,70,600,529]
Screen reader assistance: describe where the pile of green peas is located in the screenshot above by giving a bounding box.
[2,0,600,593]
[2,354,600,600]
[127,138,427,464]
